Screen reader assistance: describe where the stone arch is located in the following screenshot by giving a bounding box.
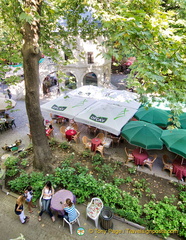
[83,72,98,86]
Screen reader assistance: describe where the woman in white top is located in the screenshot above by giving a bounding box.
[38,181,55,222]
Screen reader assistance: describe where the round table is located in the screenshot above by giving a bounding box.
[50,189,74,216]
[132,148,149,165]
[65,129,77,141]
[91,138,101,152]
[173,159,186,180]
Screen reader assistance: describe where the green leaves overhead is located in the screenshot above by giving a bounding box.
[94,0,186,107]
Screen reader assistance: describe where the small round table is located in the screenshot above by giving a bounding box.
[65,129,77,141]
[50,189,74,216]
[91,138,101,152]
[132,148,149,165]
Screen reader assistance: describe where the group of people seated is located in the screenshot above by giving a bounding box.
[15,181,78,225]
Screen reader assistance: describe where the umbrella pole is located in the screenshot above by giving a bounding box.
[181,157,184,165]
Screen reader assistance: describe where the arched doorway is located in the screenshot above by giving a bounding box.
[83,72,97,86]
[65,72,77,89]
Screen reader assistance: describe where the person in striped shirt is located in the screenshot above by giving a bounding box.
[63,198,77,222]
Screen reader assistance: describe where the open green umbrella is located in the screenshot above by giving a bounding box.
[134,107,170,127]
[161,129,186,159]
[179,113,186,129]
[121,121,163,149]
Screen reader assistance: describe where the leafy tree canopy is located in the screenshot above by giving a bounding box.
[91,0,186,116]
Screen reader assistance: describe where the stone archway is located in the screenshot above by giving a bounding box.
[83,72,97,86]
[65,72,77,89]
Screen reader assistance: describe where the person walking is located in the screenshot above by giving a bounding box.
[14,195,29,224]
[7,89,12,99]
[38,181,55,222]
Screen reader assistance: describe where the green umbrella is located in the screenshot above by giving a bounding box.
[161,129,186,159]
[121,121,163,150]
[179,113,186,129]
[134,107,170,127]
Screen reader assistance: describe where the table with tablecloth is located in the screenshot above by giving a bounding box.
[65,129,77,141]
[91,138,101,152]
[173,158,186,180]
[132,148,149,165]
[50,189,76,216]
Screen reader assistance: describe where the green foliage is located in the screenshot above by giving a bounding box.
[178,191,186,213]
[73,162,89,174]
[123,176,133,183]
[113,177,125,186]
[132,189,143,198]
[61,154,74,168]
[8,171,30,193]
[150,193,156,199]
[6,167,19,177]
[19,150,28,158]
[92,154,104,165]
[94,163,114,180]
[81,150,91,158]
[143,197,184,238]
[20,159,29,167]
[6,162,186,237]
[4,156,19,168]
[59,141,70,149]
[127,166,136,174]
[4,156,19,177]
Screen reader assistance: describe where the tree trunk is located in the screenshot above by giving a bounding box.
[21,1,53,172]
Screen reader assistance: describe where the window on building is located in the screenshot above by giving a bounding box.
[87,52,94,64]
[64,54,68,61]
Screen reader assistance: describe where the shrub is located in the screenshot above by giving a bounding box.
[19,150,28,158]
[94,163,114,180]
[59,141,69,149]
[4,156,20,177]
[127,166,136,174]
[81,150,91,158]
[113,177,125,186]
[92,154,104,165]
[20,159,29,167]
[4,156,19,168]
[8,171,30,193]
[143,197,183,238]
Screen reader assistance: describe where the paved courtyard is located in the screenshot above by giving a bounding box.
[0,79,183,240]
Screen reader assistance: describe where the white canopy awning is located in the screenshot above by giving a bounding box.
[41,94,96,119]
[74,100,138,135]
[41,86,141,135]
[69,85,140,109]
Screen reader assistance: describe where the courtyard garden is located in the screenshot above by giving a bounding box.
[3,139,186,239]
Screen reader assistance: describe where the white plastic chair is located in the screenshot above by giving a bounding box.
[63,209,80,234]
[86,197,103,228]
